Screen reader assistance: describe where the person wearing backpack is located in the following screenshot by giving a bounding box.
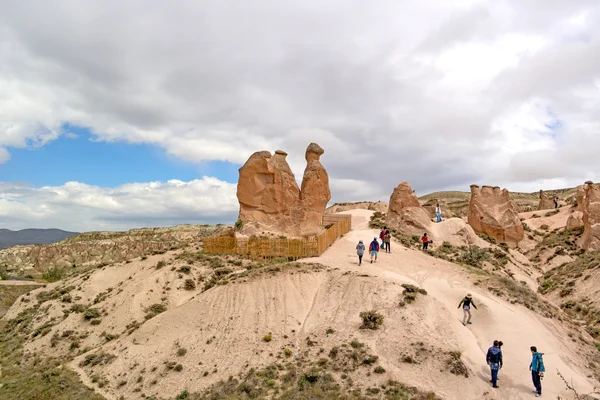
[369,237,379,264]
[384,231,391,253]
[457,294,477,325]
[379,227,387,250]
[356,240,366,266]
[486,340,503,388]
[529,346,545,397]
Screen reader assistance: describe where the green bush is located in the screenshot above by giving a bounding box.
[42,267,65,282]
[83,308,101,320]
[234,219,243,230]
[359,310,384,330]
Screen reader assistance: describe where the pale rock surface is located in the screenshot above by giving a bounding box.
[467,185,524,247]
[537,190,554,210]
[386,182,431,235]
[567,211,584,229]
[386,182,479,246]
[581,181,600,250]
[297,143,331,236]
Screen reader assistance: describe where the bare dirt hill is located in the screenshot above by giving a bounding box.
[2,209,600,400]
[0,224,223,279]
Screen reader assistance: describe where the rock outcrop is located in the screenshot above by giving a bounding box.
[297,143,332,236]
[236,143,331,237]
[467,185,524,247]
[386,182,432,235]
[385,182,479,246]
[575,185,586,211]
[537,190,554,210]
[567,211,584,229]
[581,181,600,250]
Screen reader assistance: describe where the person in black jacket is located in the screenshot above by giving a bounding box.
[486,340,503,388]
[458,294,477,326]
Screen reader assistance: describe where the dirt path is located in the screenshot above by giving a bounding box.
[304,209,597,399]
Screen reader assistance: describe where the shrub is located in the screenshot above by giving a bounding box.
[458,246,490,268]
[42,267,65,282]
[90,319,101,326]
[177,348,187,357]
[234,219,243,230]
[263,334,272,342]
[83,308,101,320]
[359,310,384,330]
[174,364,183,372]
[545,209,560,217]
[156,260,166,269]
[145,303,167,319]
[374,366,386,374]
[183,279,196,290]
[326,328,335,335]
[178,265,191,274]
[540,224,550,231]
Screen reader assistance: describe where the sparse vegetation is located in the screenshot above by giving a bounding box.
[359,310,384,330]
[183,278,196,290]
[83,307,101,320]
[446,351,469,377]
[263,334,272,342]
[42,267,65,282]
[145,303,168,320]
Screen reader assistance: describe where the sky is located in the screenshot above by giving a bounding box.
[1,0,599,232]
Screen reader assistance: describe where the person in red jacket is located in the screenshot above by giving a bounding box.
[369,237,380,263]
[421,233,429,250]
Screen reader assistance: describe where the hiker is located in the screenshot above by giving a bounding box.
[379,227,387,249]
[356,240,365,266]
[421,233,429,250]
[529,346,545,397]
[384,230,391,253]
[486,340,503,388]
[435,203,442,222]
[369,237,379,263]
[554,196,559,209]
[497,341,504,380]
[457,293,477,325]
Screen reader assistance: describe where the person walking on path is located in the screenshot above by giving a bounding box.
[356,240,365,266]
[458,294,477,325]
[384,230,391,253]
[421,233,429,250]
[379,227,387,249]
[486,340,503,388]
[529,346,545,397]
[435,203,442,222]
[369,237,380,263]
[554,196,559,209]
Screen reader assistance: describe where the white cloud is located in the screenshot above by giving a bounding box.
[0,178,238,232]
[0,1,599,229]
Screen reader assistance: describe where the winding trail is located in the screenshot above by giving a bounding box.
[304,209,597,400]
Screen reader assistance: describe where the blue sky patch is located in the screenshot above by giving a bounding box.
[0,125,240,187]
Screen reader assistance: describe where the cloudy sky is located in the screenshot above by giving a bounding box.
[1,0,599,232]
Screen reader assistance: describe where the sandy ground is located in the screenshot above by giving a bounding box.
[4,208,597,400]
[520,206,572,231]
[0,280,45,286]
[304,209,597,399]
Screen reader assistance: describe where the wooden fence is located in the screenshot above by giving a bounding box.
[203,214,351,260]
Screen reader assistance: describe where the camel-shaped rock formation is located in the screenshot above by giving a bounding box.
[236,143,330,237]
